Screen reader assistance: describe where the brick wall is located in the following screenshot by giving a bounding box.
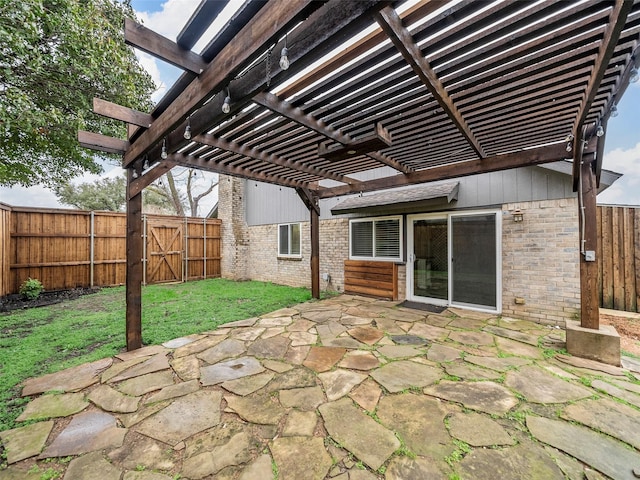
[241,218,349,292]
[218,176,249,280]
[501,198,580,325]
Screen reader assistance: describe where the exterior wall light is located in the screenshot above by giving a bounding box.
[512,209,524,222]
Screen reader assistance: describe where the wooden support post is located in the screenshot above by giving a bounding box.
[296,188,321,299]
[579,155,599,329]
[126,169,143,350]
[310,204,320,300]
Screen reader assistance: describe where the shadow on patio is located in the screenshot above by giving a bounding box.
[2,295,640,479]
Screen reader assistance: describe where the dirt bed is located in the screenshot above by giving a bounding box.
[0,287,100,313]
[600,312,640,357]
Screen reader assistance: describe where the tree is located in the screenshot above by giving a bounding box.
[0,0,155,188]
[55,176,126,211]
[54,169,218,216]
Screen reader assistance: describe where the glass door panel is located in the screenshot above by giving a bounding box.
[451,214,497,308]
[412,218,448,300]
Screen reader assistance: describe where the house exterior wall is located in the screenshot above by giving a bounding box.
[501,198,580,325]
[219,171,582,325]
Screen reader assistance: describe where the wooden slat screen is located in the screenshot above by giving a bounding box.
[597,205,639,313]
[344,259,398,300]
[2,206,221,295]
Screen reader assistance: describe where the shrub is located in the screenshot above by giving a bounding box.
[19,278,44,300]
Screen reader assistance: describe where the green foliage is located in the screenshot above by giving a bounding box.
[0,279,311,431]
[19,277,44,300]
[0,0,155,188]
[55,175,126,211]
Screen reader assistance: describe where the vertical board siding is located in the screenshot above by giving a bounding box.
[2,206,221,295]
[598,205,639,313]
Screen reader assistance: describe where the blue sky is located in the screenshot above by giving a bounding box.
[1,0,638,208]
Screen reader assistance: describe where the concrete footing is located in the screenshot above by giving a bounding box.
[565,320,621,366]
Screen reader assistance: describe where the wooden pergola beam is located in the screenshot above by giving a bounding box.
[195,133,355,185]
[93,98,153,128]
[318,143,569,199]
[375,5,486,159]
[572,0,633,190]
[169,153,313,191]
[128,160,177,199]
[78,130,129,155]
[124,17,207,74]
[122,0,320,167]
[254,92,413,174]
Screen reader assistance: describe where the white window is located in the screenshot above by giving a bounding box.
[349,216,402,261]
[278,223,301,257]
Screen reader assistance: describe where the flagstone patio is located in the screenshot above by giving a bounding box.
[2,295,640,479]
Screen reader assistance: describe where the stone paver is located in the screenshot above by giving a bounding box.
[457,440,564,480]
[116,370,175,396]
[21,358,112,396]
[527,415,640,480]
[319,398,400,470]
[377,394,454,461]
[200,356,265,386]
[271,436,332,480]
[318,369,367,401]
[370,360,441,393]
[349,378,382,412]
[464,354,531,372]
[88,384,140,413]
[447,411,515,446]
[0,421,53,463]
[197,338,246,364]
[505,366,593,404]
[63,451,122,480]
[562,397,640,449]
[303,346,346,372]
[385,456,449,480]
[40,412,126,458]
[6,295,640,480]
[107,353,170,382]
[16,393,88,422]
[424,381,518,415]
[135,390,222,446]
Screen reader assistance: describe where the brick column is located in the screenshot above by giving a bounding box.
[218,175,249,280]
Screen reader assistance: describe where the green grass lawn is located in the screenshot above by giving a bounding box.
[0,279,311,432]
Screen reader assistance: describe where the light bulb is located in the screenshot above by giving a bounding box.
[596,125,604,137]
[610,105,618,118]
[143,159,150,170]
[161,143,168,159]
[279,47,290,70]
[631,67,639,83]
[566,141,572,152]
[183,124,191,140]
[222,95,231,114]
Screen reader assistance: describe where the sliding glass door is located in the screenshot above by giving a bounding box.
[408,211,500,312]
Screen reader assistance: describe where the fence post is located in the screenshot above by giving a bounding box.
[90,211,95,288]
[142,214,147,286]
[183,216,188,282]
[203,218,207,279]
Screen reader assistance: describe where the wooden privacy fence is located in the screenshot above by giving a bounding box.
[0,204,221,297]
[597,205,640,313]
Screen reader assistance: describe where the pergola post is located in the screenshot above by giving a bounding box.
[126,168,143,351]
[578,155,599,329]
[296,188,320,299]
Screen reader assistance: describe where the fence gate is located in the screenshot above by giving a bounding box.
[146,220,184,284]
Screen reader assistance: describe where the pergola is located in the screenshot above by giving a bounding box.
[80,0,640,351]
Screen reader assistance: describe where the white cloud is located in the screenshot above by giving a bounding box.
[598,142,640,206]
